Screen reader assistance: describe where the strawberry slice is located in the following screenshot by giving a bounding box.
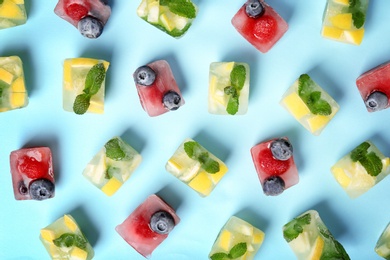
[253,15,277,43]
[65,3,89,21]
[18,156,47,179]
[258,148,290,175]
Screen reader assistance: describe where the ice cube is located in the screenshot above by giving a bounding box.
[63,58,109,114]
[40,214,94,260]
[375,222,390,259]
[231,0,288,53]
[0,0,27,30]
[0,56,28,112]
[283,210,350,260]
[54,0,111,38]
[133,60,184,117]
[280,74,339,136]
[356,61,390,112]
[250,137,298,196]
[10,147,55,201]
[82,136,142,196]
[136,0,197,38]
[209,216,265,260]
[115,194,180,258]
[321,0,369,45]
[209,62,250,115]
[330,140,390,198]
[165,138,228,197]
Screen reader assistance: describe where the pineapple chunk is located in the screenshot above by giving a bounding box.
[321,26,343,39]
[0,68,13,85]
[0,0,25,20]
[188,171,213,196]
[101,177,122,196]
[330,13,353,30]
[282,92,310,119]
[344,29,365,45]
[64,215,78,232]
[218,230,233,251]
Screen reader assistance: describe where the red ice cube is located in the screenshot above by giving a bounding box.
[116,194,180,258]
[231,0,288,53]
[10,147,55,200]
[356,61,390,112]
[133,60,184,117]
[250,137,298,195]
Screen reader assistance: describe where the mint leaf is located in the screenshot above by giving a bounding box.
[0,0,3,5]
[283,213,311,242]
[350,142,370,161]
[73,94,90,115]
[105,138,126,160]
[210,252,230,260]
[229,242,247,258]
[320,228,350,260]
[359,152,382,176]
[53,233,87,249]
[298,74,332,116]
[230,65,246,91]
[349,0,357,8]
[352,10,365,29]
[183,141,220,174]
[84,63,106,96]
[224,86,239,115]
[161,0,196,19]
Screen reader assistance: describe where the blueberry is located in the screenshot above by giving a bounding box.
[365,91,388,112]
[262,176,285,196]
[270,138,293,161]
[162,91,182,111]
[134,66,156,86]
[29,178,54,200]
[245,0,265,18]
[78,16,104,39]
[18,181,28,195]
[150,211,175,235]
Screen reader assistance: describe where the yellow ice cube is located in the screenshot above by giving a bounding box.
[321,26,343,39]
[208,163,228,184]
[9,92,26,108]
[101,177,122,196]
[64,215,78,232]
[40,229,56,243]
[188,171,213,196]
[11,77,25,92]
[218,230,233,251]
[0,0,25,20]
[282,92,310,119]
[333,0,349,6]
[70,247,88,260]
[309,236,324,260]
[0,68,13,85]
[330,13,352,30]
[344,29,365,45]
[331,167,351,188]
[307,115,330,133]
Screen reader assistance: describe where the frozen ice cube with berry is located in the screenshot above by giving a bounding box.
[231,0,288,53]
[330,141,390,198]
[54,0,111,38]
[165,138,228,197]
[115,194,180,258]
[283,210,350,259]
[250,137,298,196]
[82,136,142,196]
[10,147,55,200]
[40,214,94,260]
[0,0,27,30]
[356,61,390,112]
[209,216,265,260]
[133,60,184,117]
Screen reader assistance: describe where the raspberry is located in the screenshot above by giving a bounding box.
[253,15,277,43]
[65,3,89,21]
[258,148,290,175]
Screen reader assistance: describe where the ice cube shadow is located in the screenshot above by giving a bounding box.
[2,48,35,98]
[234,207,270,233]
[268,0,294,22]
[69,206,100,247]
[80,47,114,99]
[193,129,231,162]
[221,49,260,103]
[120,128,146,154]
[368,133,390,156]
[156,183,184,212]
[23,135,61,184]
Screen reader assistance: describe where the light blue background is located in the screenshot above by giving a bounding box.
[1,1,390,259]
